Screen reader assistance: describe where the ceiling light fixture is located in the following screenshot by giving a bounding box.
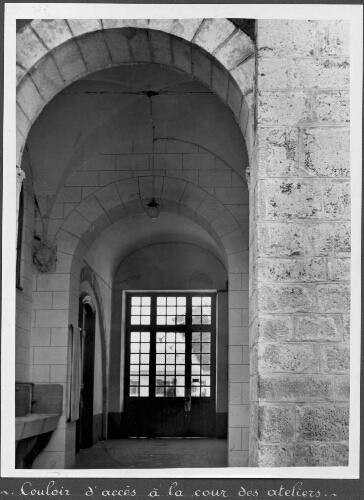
[147,198,160,219]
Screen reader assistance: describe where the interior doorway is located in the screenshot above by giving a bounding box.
[123,292,216,438]
[76,297,96,451]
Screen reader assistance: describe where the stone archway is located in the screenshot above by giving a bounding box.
[17,19,254,468]
[56,176,250,465]
[57,177,248,269]
[16,19,255,169]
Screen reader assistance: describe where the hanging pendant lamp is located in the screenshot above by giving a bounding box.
[147,198,160,219]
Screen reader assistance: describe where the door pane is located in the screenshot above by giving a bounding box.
[156,296,186,325]
[191,330,212,397]
[128,329,150,397]
[130,297,151,325]
[155,331,185,397]
[192,296,212,325]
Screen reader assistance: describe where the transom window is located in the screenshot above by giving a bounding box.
[125,293,215,398]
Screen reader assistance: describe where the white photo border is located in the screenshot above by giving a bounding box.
[2,2,362,479]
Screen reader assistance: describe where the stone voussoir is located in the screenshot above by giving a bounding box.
[31,19,73,50]
[75,194,106,223]
[171,19,203,42]
[67,19,103,37]
[29,55,65,102]
[148,19,175,33]
[214,29,254,71]
[193,18,236,54]
[191,47,212,87]
[149,30,173,66]
[52,39,88,85]
[17,25,48,73]
[17,75,45,124]
[230,57,255,96]
[76,30,113,72]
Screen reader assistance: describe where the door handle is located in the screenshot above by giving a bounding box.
[184,397,191,412]
[184,388,191,412]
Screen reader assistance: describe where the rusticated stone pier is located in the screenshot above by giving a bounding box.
[250,19,350,466]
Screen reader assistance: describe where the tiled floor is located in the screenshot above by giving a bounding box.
[73,438,227,469]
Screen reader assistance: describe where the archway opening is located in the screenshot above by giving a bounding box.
[76,296,96,451]
[83,211,230,467]
[16,21,253,468]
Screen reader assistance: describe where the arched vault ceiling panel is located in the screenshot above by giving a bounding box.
[26,64,248,199]
[152,93,247,169]
[74,64,210,93]
[27,93,150,194]
[84,211,225,287]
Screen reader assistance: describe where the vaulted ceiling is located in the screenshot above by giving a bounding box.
[25,63,248,218]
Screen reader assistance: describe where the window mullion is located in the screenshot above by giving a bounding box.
[150,295,156,398]
[185,295,192,393]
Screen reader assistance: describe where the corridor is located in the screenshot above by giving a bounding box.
[73,438,227,469]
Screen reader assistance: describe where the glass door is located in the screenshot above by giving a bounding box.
[123,293,216,437]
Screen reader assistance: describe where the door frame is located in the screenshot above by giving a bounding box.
[76,295,96,451]
[122,291,217,438]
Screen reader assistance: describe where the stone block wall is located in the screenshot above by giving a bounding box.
[30,251,110,468]
[16,18,255,467]
[250,19,350,466]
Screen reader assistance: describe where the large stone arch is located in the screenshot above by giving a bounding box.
[56,177,248,276]
[16,19,255,169]
[18,19,254,467]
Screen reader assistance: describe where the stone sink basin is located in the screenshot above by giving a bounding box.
[15,414,60,441]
